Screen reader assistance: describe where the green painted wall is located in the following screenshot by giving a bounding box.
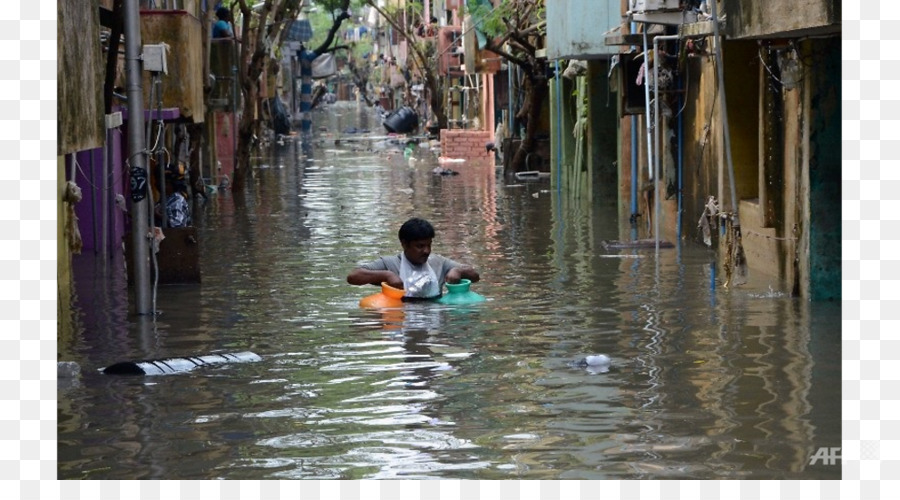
[806,37,841,301]
[587,61,619,203]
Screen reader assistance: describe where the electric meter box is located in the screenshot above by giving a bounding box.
[142,44,168,74]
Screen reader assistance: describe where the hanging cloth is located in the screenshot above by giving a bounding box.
[399,254,441,299]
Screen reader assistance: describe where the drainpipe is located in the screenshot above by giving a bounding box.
[124,0,152,314]
[653,34,679,255]
[631,116,638,219]
[508,60,514,135]
[630,21,638,236]
[677,54,684,241]
[232,61,238,166]
[102,127,110,259]
[641,30,654,249]
[555,60,562,192]
[89,152,98,251]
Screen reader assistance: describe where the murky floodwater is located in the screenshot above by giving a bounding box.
[58,102,840,480]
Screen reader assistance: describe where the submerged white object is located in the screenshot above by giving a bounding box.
[583,354,611,366]
[101,351,262,376]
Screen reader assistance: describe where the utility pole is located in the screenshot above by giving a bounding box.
[124,0,152,314]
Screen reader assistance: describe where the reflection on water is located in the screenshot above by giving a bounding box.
[58,103,840,480]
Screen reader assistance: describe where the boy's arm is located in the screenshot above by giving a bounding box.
[445,265,479,284]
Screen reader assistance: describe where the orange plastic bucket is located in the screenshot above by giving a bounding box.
[359,282,405,308]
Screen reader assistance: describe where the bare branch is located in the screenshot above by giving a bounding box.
[312,0,351,54]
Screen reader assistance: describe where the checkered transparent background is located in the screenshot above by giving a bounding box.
[17,1,891,498]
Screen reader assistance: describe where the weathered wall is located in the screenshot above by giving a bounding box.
[607,1,839,299]
[139,10,205,122]
[724,0,840,39]
[781,80,803,294]
[58,0,104,155]
[734,37,840,300]
[679,52,718,245]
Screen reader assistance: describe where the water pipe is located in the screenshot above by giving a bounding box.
[555,60,562,192]
[102,127,109,259]
[677,56,684,241]
[508,58,514,135]
[630,22,638,226]
[641,30,653,184]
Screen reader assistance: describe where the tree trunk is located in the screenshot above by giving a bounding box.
[348,58,374,106]
[186,123,205,198]
[232,0,307,192]
[233,75,260,192]
[507,75,547,176]
[425,71,446,129]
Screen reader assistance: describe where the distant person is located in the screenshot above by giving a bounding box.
[212,7,234,38]
[427,16,438,36]
[347,217,480,300]
[157,163,191,228]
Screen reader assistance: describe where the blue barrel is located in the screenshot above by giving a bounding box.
[383,106,419,134]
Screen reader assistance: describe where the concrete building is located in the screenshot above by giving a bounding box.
[546,0,623,202]
[545,0,840,300]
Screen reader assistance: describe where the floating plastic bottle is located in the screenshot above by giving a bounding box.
[570,354,611,374]
[359,282,405,308]
[435,279,486,305]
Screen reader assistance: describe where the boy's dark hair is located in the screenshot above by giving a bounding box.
[398,218,435,242]
[216,7,229,20]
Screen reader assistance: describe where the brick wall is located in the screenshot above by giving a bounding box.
[440,129,493,160]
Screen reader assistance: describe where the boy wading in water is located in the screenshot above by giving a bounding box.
[347,218,480,301]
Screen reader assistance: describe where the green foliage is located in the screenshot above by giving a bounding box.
[307,0,365,49]
[466,0,506,36]
[350,37,373,60]
[467,0,545,37]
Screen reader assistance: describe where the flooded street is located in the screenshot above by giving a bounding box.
[58,102,840,480]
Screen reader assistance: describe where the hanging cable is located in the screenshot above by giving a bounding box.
[758,46,787,86]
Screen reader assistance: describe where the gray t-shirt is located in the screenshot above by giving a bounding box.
[359,254,463,290]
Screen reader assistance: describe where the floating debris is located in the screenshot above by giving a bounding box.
[514,171,550,181]
[601,239,674,249]
[569,354,611,373]
[433,166,459,176]
[101,351,262,376]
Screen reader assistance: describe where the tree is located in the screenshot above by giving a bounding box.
[231,0,303,191]
[469,0,547,175]
[365,0,447,129]
[229,0,352,191]
[296,0,352,133]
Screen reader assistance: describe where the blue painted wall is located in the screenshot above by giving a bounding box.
[546,0,622,60]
